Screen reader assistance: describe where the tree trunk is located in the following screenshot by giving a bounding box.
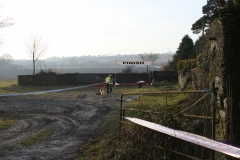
[33,60,35,75]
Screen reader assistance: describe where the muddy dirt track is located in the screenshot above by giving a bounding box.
[0,89,120,160]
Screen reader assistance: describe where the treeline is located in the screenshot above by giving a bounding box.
[0,53,23,70]
[0,53,174,71]
[165,0,239,72]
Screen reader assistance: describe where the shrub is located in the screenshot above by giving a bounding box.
[36,69,58,75]
[177,59,196,72]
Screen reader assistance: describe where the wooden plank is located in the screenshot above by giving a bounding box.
[122,90,205,95]
[121,107,160,114]
[183,114,212,119]
[175,92,210,117]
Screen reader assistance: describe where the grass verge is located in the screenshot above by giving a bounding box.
[77,114,120,160]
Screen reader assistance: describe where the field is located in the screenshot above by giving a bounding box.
[0,81,123,159]
[0,81,169,159]
[0,80,187,159]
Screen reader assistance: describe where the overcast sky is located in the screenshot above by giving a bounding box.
[0,0,206,60]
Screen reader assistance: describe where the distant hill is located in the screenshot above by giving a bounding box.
[1,53,174,80]
[43,53,173,66]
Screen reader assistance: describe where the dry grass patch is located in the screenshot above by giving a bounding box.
[0,117,16,130]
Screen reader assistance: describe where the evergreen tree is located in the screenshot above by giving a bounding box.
[195,30,209,56]
[191,0,219,35]
[169,35,195,71]
[202,0,219,16]
[191,15,210,35]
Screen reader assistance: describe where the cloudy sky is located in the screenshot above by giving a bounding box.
[0,0,206,60]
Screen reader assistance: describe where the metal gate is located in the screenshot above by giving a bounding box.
[119,90,239,159]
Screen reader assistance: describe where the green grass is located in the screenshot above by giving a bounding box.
[22,129,54,146]
[119,85,189,121]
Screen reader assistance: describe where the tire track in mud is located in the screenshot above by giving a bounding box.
[0,91,119,160]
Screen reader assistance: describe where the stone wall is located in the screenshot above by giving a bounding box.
[178,73,190,89]
[209,10,240,147]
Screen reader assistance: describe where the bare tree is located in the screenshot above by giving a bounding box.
[139,52,159,72]
[0,17,14,28]
[26,36,48,75]
[0,16,15,45]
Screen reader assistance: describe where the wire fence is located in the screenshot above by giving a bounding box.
[119,90,238,159]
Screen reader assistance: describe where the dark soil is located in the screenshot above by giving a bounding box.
[0,90,120,160]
